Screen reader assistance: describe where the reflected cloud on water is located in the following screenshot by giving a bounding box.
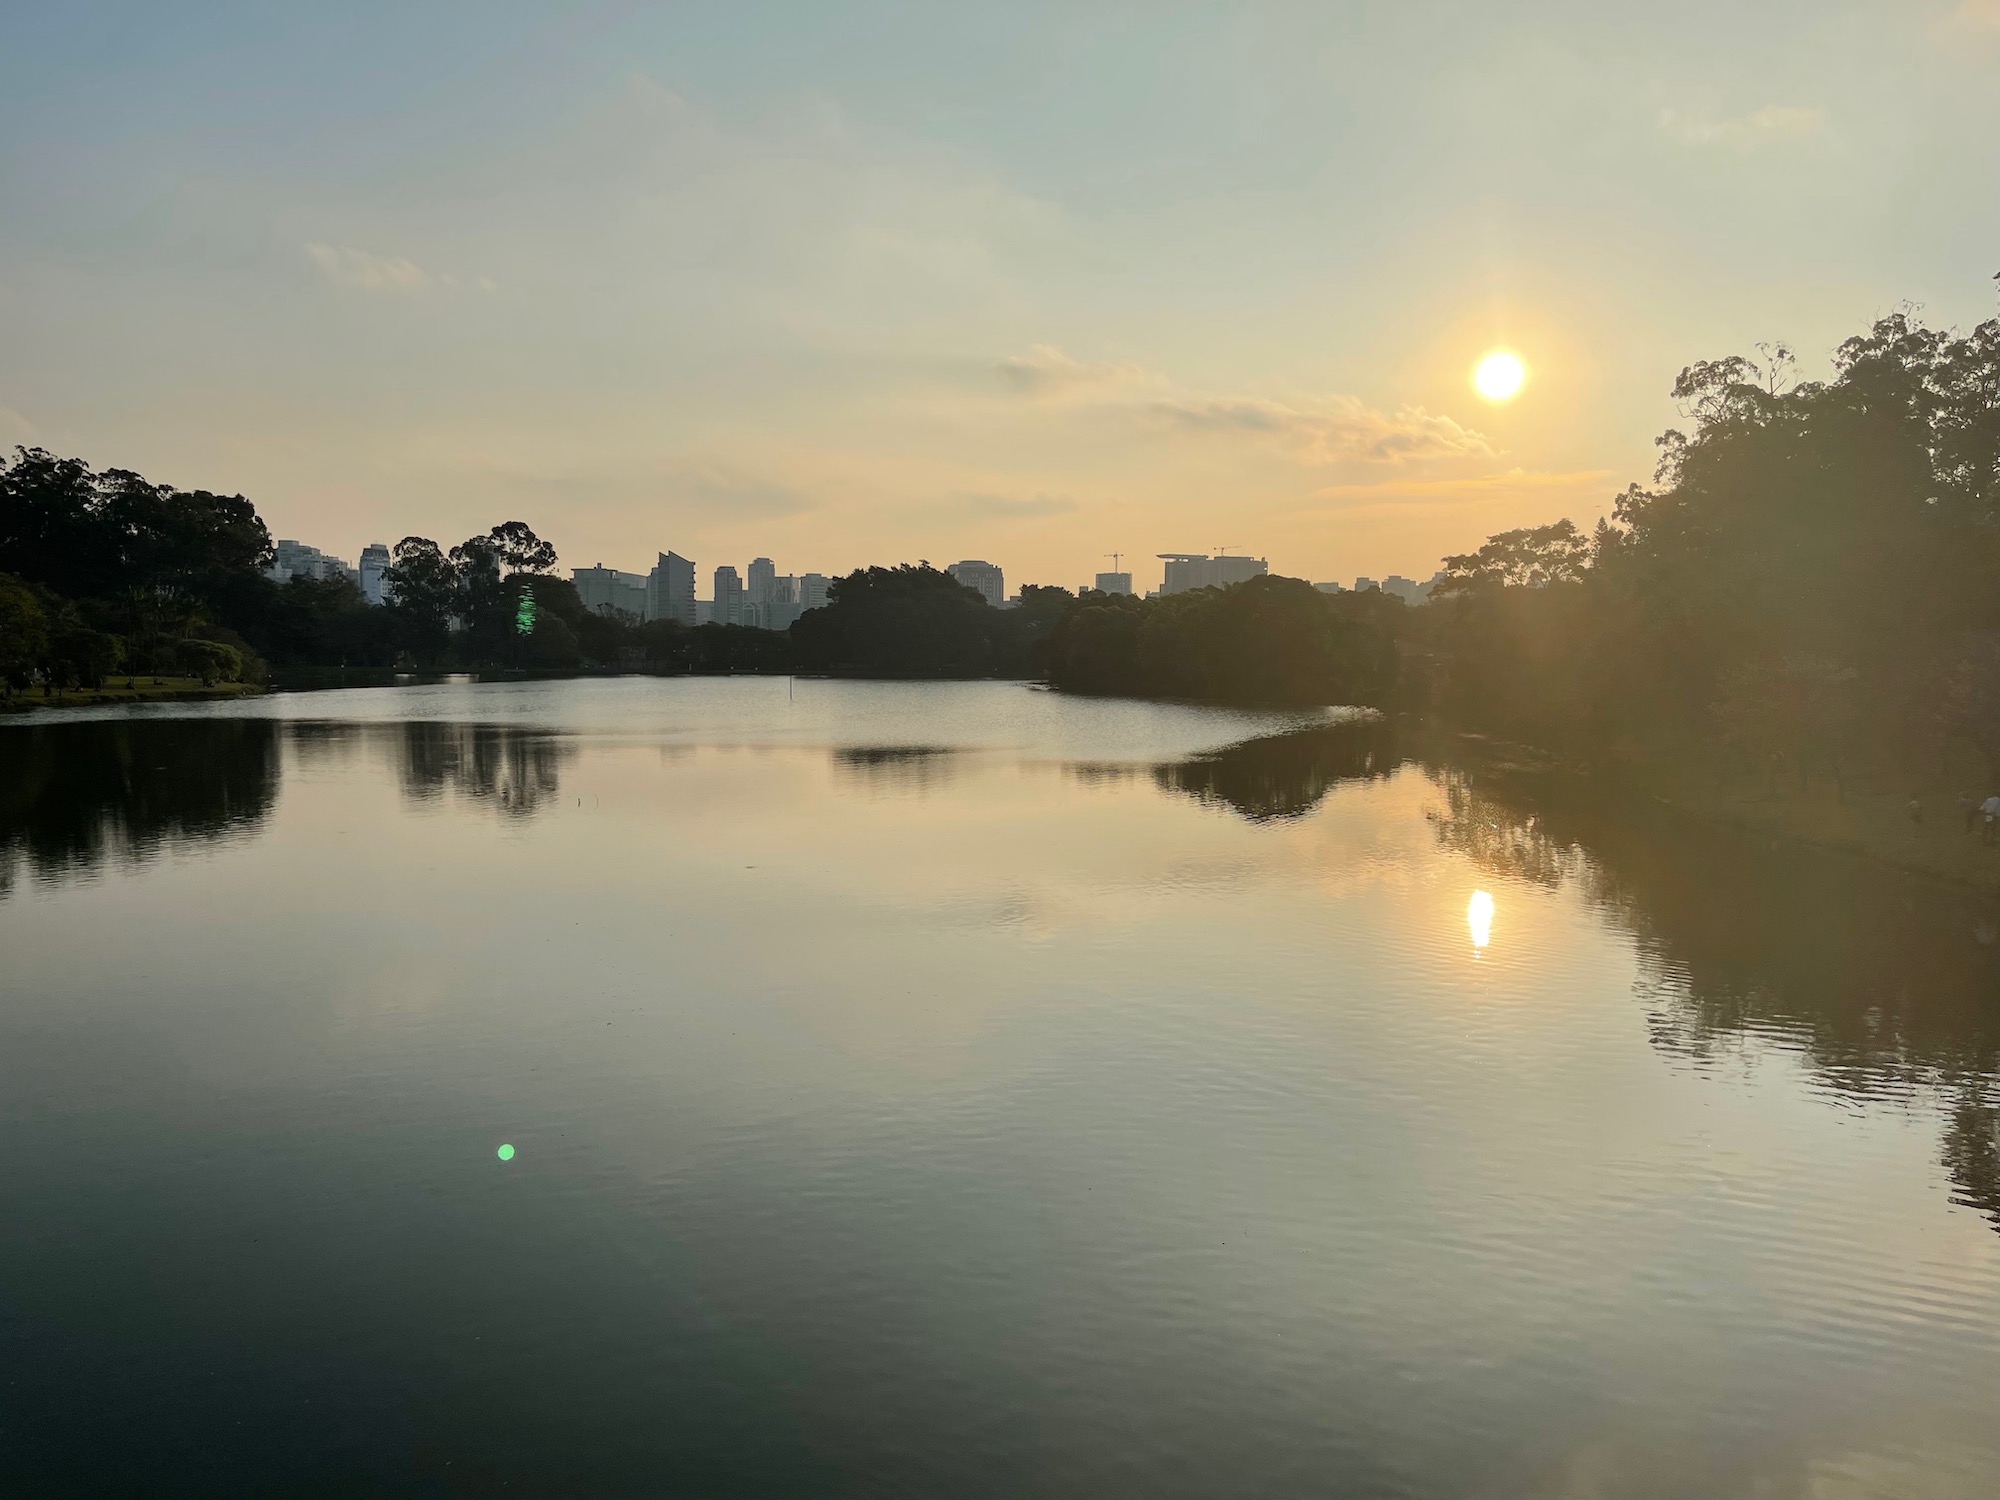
[8,708,1998,1235]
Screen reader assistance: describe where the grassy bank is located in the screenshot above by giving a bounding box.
[1,677,265,714]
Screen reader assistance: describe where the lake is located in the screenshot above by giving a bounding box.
[3,677,1998,1498]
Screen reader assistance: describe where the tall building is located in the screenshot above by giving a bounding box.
[746,556,777,606]
[268,539,354,585]
[1354,576,1379,593]
[647,551,697,625]
[1157,553,1269,594]
[1094,570,1133,596]
[572,564,648,618]
[752,574,803,631]
[799,573,831,611]
[713,565,745,626]
[946,559,1004,607]
[358,543,392,605]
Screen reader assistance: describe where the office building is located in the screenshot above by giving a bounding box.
[751,574,804,631]
[1094,571,1134,596]
[713,566,745,626]
[647,551,697,626]
[1157,553,1269,595]
[946,559,1005,607]
[1354,576,1379,593]
[747,557,777,606]
[572,564,649,618]
[269,538,356,586]
[800,573,831,611]
[358,543,392,605]
[1313,580,1347,596]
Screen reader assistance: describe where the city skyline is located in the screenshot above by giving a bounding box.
[5,4,1994,594]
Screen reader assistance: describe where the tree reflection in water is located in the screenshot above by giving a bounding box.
[832,745,961,796]
[392,723,574,817]
[1159,722,2000,1233]
[1155,717,1399,821]
[1426,760,2000,1234]
[0,719,279,894]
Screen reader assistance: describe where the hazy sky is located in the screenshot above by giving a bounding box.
[3,2,1996,593]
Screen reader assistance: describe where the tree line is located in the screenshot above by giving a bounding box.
[11,283,1990,730]
[1411,290,2000,787]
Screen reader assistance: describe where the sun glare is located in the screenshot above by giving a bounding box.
[1473,350,1527,402]
[1467,890,1494,951]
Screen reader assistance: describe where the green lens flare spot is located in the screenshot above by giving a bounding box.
[497,1143,515,1161]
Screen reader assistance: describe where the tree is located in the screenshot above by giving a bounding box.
[0,573,49,697]
[383,537,457,664]
[1434,519,1592,594]
[1045,575,1399,707]
[790,565,1005,677]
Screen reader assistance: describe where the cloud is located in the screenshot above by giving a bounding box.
[1657,104,1825,148]
[928,490,1080,521]
[993,344,1491,466]
[997,345,1151,398]
[1151,394,1494,464]
[306,242,432,292]
[1294,467,1617,518]
[655,461,819,520]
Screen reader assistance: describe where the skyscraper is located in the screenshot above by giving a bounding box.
[358,542,392,605]
[946,559,1004,607]
[746,556,776,606]
[713,565,744,627]
[647,551,697,625]
[799,573,831,611]
[1094,571,1133,596]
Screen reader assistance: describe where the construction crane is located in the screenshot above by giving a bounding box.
[1103,552,1123,571]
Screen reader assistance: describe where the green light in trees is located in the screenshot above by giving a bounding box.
[514,592,537,635]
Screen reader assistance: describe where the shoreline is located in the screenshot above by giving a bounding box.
[1427,724,2000,894]
[1,678,265,714]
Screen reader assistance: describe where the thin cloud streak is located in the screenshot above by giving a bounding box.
[997,345,1493,466]
[1657,104,1825,147]
[306,243,432,292]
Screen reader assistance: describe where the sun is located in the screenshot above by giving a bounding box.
[1473,349,1527,402]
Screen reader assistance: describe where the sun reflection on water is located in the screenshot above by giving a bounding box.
[1468,889,1495,952]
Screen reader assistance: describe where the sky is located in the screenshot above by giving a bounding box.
[2,1,1997,595]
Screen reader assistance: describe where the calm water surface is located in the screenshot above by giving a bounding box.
[3,678,1998,1498]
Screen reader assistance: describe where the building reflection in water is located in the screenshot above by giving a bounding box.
[0,718,279,894]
